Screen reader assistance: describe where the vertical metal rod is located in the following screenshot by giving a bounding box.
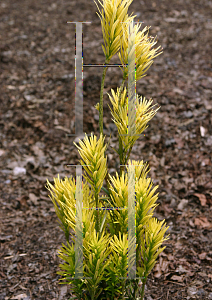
[128,164,136,279]
[127,19,137,138]
[75,23,83,136]
[75,165,83,279]
[127,20,137,280]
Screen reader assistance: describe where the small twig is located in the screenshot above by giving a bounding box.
[166,290,169,300]
[164,281,185,286]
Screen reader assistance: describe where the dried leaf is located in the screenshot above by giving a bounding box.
[59,285,67,300]
[154,263,162,278]
[31,145,44,158]
[0,149,5,156]
[29,193,39,205]
[194,193,207,206]
[177,199,188,210]
[198,252,207,260]
[194,217,211,228]
[7,85,16,90]
[171,275,184,282]
[54,125,70,133]
[8,294,28,300]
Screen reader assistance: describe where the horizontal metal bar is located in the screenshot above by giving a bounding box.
[67,22,92,24]
[66,276,92,279]
[81,207,128,210]
[83,64,128,67]
[119,277,146,280]
[66,165,92,166]
[66,134,92,137]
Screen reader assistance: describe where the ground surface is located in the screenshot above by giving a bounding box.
[0,0,212,299]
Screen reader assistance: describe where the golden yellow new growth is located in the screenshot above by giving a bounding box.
[73,133,108,194]
[94,0,136,61]
[127,159,149,180]
[94,102,100,111]
[118,21,163,81]
[108,87,160,152]
[46,174,96,241]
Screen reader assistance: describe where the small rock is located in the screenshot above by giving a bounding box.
[13,167,26,176]
[173,87,184,95]
[177,199,188,210]
[2,50,12,56]
[0,149,6,156]
[108,122,117,132]
[170,198,177,208]
[24,95,34,101]
[58,285,67,300]
[19,35,28,39]
[205,22,212,30]
[61,73,74,80]
[183,110,193,118]
[10,293,29,300]
[17,50,30,56]
[29,193,39,206]
[165,138,175,146]
[108,154,113,160]
[181,10,188,17]
[197,289,205,296]
[94,114,99,121]
[164,17,177,23]
[205,136,212,146]
[187,286,197,297]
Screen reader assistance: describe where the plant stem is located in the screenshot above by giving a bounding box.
[118,77,126,177]
[119,78,126,98]
[95,191,100,234]
[140,279,147,300]
[119,137,124,176]
[65,228,69,244]
[99,59,110,199]
[124,144,133,165]
[133,279,139,299]
[121,280,126,300]
[104,171,111,195]
[99,60,109,136]
[97,59,110,239]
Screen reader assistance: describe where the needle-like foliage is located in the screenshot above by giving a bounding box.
[94,0,135,61]
[73,132,107,195]
[118,21,163,81]
[108,86,160,155]
[46,1,169,299]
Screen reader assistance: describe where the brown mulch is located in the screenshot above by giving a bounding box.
[0,0,212,299]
